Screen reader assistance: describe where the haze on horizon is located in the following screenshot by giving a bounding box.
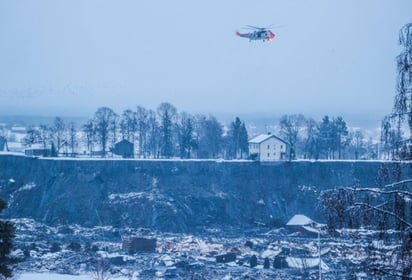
[0,1,411,123]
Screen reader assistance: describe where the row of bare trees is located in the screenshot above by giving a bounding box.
[19,108,378,160]
[22,102,249,159]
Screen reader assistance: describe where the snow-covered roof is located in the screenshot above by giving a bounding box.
[286,214,314,226]
[248,134,287,144]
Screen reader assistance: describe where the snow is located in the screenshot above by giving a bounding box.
[17,273,130,280]
[108,192,147,201]
[18,183,36,191]
[286,214,314,226]
[248,134,273,143]
[17,272,98,280]
[286,257,329,271]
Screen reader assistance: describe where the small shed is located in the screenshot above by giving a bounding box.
[24,144,50,157]
[286,214,321,236]
[111,139,134,158]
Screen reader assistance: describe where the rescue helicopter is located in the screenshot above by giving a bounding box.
[236,25,276,42]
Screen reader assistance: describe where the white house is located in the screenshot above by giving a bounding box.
[248,133,287,161]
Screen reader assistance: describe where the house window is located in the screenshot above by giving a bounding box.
[267,153,270,157]
[281,145,283,150]
[267,145,270,149]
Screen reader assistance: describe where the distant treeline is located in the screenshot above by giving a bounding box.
[4,102,380,160]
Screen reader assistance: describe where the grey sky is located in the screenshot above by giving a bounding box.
[0,1,411,120]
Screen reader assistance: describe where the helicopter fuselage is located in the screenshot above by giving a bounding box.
[236,28,275,42]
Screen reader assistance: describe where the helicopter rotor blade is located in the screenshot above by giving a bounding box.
[265,24,286,29]
[245,25,265,30]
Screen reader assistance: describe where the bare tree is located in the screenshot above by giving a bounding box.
[68,122,77,156]
[93,107,118,157]
[38,124,51,152]
[90,257,111,280]
[136,106,149,158]
[352,129,364,160]
[147,109,160,158]
[319,180,412,278]
[382,23,412,159]
[196,115,223,159]
[52,117,66,154]
[304,117,320,160]
[120,109,136,142]
[82,120,95,157]
[279,114,306,160]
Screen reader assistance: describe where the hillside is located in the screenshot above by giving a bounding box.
[0,154,409,232]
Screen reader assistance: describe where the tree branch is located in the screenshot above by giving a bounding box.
[353,202,412,228]
[385,179,412,189]
[349,187,412,198]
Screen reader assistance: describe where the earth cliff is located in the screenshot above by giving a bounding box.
[0,154,409,232]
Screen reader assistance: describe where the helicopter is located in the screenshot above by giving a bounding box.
[236,25,276,42]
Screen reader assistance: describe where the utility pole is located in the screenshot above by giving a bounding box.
[318,230,321,280]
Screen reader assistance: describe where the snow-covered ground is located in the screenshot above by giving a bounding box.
[17,273,92,280]
[17,273,129,280]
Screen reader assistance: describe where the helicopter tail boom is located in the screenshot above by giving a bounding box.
[236,31,250,38]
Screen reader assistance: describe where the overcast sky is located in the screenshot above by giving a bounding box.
[0,1,411,121]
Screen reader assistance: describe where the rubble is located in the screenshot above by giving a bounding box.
[10,218,403,279]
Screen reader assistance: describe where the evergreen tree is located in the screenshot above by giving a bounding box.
[157,102,177,158]
[239,122,249,158]
[0,199,18,278]
[177,113,197,158]
[333,116,349,159]
[227,117,248,159]
[318,116,334,159]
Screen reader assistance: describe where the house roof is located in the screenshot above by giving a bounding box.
[286,214,314,226]
[248,134,287,144]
